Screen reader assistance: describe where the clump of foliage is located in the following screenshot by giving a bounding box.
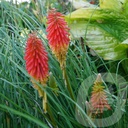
[0,0,128,128]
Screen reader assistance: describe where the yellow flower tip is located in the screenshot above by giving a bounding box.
[94,73,102,84]
[52,44,69,68]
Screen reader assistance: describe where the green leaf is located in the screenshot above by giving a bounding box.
[99,0,126,12]
[65,8,125,22]
[66,8,128,60]
[0,104,49,128]
[122,0,128,16]
[116,38,128,49]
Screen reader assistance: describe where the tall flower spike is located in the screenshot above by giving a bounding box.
[90,74,111,114]
[24,33,49,84]
[46,9,70,69]
[24,33,49,113]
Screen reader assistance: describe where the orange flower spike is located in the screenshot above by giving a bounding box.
[24,33,49,113]
[46,9,70,68]
[24,33,49,85]
[90,74,111,114]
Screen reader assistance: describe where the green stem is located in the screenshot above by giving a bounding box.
[6,112,10,128]
[42,88,57,127]
[42,92,47,113]
[46,103,57,127]
[62,67,75,101]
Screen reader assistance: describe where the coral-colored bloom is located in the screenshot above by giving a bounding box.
[24,33,49,84]
[46,9,70,68]
[90,74,111,114]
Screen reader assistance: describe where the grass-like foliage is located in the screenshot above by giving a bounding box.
[0,0,128,128]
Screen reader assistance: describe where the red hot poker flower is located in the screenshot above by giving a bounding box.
[24,33,49,113]
[24,33,49,85]
[46,9,70,68]
[90,74,111,114]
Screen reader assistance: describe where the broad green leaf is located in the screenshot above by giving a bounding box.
[99,0,126,11]
[65,8,125,23]
[69,21,127,60]
[122,0,128,16]
[66,8,128,60]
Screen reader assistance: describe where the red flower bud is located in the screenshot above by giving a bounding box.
[24,33,49,84]
[46,9,70,68]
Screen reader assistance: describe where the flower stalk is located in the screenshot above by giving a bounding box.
[63,67,75,100]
